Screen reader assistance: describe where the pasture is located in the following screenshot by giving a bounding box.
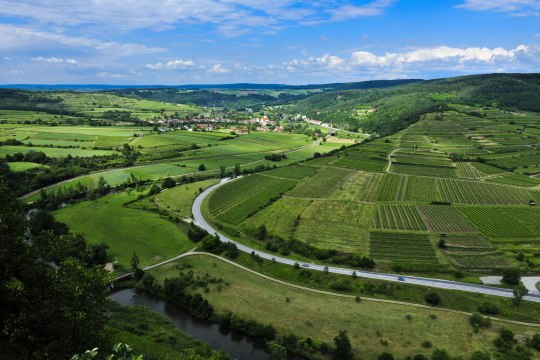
[147,254,540,359]
[53,191,193,270]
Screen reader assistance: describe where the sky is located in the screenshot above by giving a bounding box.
[0,0,539,85]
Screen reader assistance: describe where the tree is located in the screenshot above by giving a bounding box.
[234,163,241,177]
[378,352,394,360]
[198,164,206,171]
[219,165,227,178]
[0,180,110,359]
[333,329,353,360]
[161,177,176,188]
[431,349,451,360]
[257,224,268,240]
[513,284,529,306]
[424,291,441,306]
[130,252,140,271]
[502,267,521,285]
[530,333,540,351]
[267,341,287,360]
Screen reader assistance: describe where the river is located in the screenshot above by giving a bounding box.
[110,288,272,360]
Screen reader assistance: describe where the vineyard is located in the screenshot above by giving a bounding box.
[261,164,317,180]
[372,205,427,231]
[209,175,297,224]
[417,205,477,233]
[287,166,355,198]
[369,231,438,265]
[295,200,373,253]
[457,206,540,238]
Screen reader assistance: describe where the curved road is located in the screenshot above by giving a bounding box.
[192,177,540,303]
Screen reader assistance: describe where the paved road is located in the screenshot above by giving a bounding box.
[192,177,540,303]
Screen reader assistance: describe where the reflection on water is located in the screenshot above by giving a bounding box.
[110,288,270,360]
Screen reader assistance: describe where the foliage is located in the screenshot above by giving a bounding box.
[333,329,353,360]
[424,291,441,306]
[0,179,110,359]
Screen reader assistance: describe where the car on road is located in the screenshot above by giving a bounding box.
[398,276,405,281]
[301,263,310,268]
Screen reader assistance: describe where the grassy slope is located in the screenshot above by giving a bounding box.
[148,254,540,359]
[54,191,192,270]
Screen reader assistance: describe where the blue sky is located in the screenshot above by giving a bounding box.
[0,0,538,84]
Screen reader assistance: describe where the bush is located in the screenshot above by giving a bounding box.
[470,313,491,330]
[469,350,491,360]
[422,340,432,348]
[531,333,540,351]
[478,302,499,315]
[378,352,394,360]
[502,267,521,285]
[424,291,441,306]
[431,349,451,360]
[413,355,428,360]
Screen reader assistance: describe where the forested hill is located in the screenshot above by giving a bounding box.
[110,79,421,111]
[290,73,540,135]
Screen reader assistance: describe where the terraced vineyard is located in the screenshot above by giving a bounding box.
[203,105,540,274]
[209,175,297,224]
[287,166,355,198]
[417,205,477,233]
[369,231,438,265]
[261,164,318,180]
[372,204,427,231]
[457,206,539,238]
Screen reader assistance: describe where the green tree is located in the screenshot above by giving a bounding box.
[431,348,451,360]
[267,341,287,360]
[234,163,241,177]
[502,267,521,285]
[333,329,353,360]
[513,284,529,306]
[161,177,176,188]
[198,164,206,171]
[130,252,140,271]
[0,180,110,359]
[219,165,227,178]
[257,224,268,240]
[531,333,540,351]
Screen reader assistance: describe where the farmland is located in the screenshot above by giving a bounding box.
[369,231,439,265]
[203,104,540,274]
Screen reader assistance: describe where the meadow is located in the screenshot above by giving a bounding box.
[53,191,193,270]
[147,254,540,359]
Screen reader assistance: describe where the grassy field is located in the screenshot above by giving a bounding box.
[54,191,193,270]
[147,254,540,359]
[155,179,218,218]
[7,161,48,172]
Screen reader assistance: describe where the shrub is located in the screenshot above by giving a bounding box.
[531,333,540,351]
[431,349,451,360]
[478,302,499,315]
[424,291,441,306]
[422,340,432,348]
[470,313,491,330]
[502,267,521,285]
[378,352,394,360]
[413,355,428,360]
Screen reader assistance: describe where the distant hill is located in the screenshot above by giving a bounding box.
[0,79,422,92]
[290,73,540,135]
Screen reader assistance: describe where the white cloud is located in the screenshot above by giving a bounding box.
[146,59,195,70]
[0,1,395,36]
[457,0,540,16]
[32,56,78,64]
[350,45,534,67]
[0,25,164,56]
[207,64,230,74]
[331,0,397,21]
[280,44,539,81]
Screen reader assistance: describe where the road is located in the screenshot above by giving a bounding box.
[192,177,540,303]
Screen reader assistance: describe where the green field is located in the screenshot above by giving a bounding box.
[54,191,193,270]
[369,231,439,265]
[7,161,48,172]
[147,254,540,359]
